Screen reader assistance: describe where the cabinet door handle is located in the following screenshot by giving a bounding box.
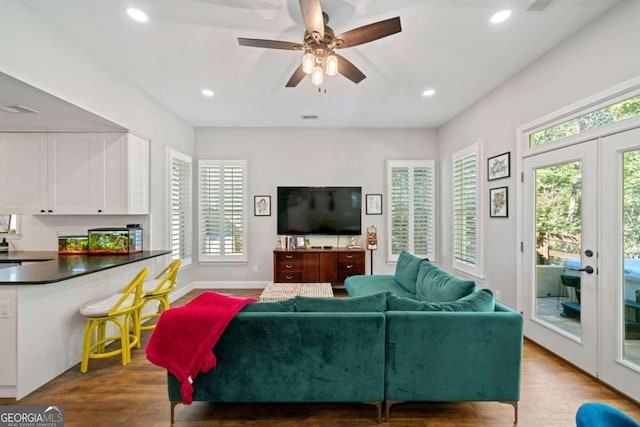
[286,264,293,269]
[346,264,353,269]
[98,209,102,213]
[40,209,45,213]
[286,255,293,259]
[48,210,53,213]
[346,254,354,259]
[286,275,293,280]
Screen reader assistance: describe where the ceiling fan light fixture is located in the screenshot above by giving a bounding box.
[302,52,315,74]
[325,54,338,76]
[311,65,324,86]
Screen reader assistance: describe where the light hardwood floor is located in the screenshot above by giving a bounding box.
[1,288,639,426]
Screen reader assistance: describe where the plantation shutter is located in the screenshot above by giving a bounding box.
[386,160,435,262]
[452,143,482,277]
[169,150,192,265]
[198,160,247,262]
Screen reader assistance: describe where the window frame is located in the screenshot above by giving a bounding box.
[452,142,484,278]
[197,159,248,263]
[167,148,192,267]
[385,160,436,263]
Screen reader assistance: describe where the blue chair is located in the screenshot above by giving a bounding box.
[576,403,640,427]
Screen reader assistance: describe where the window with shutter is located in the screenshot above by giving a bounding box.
[452,143,483,277]
[198,159,248,262]
[168,149,192,266]
[386,160,435,262]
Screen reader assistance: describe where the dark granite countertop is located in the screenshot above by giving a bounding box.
[0,251,171,285]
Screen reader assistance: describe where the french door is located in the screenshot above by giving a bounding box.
[522,140,598,375]
[522,128,640,400]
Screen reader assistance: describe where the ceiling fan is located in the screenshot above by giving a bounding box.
[238,0,402,87]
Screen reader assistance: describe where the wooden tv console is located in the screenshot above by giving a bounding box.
[273,248,365,286]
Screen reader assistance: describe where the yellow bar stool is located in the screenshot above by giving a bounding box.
[79,267,148,373]
[139,259,181,331]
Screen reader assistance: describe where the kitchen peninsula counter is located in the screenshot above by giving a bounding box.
[0,250,173,399]
[0,251,171,284]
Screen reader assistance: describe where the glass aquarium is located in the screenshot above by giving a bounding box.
[88,227,143,254]
[58,236,88,254]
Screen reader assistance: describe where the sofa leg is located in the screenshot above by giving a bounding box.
[362,401,383,423]
[500,401,518,424]
[170,401,180,423]
[385,400,405,422]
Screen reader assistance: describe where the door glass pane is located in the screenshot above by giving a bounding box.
[622,150,640,366]
[534,161,582,338]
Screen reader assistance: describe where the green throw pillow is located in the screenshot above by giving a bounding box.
[241,299,295,312]
[415,262,475,302]
[394,251,429,293]
[387,289,495,312]
[295,293,388,312]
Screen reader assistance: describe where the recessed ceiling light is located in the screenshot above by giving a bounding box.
[201,89,215,97]
[490,9,511,24]
[422,89,435,97]
[126,8,148,23]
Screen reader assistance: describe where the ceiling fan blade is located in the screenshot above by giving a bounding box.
[335,54,366,84]
[238,38,303,50]
[299,0,324,41]
[286,64,307,87]
[335,17,401,49]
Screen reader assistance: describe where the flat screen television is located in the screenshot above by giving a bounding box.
[277,186,362,235]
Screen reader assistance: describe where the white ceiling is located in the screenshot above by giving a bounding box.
[6,0,620,129]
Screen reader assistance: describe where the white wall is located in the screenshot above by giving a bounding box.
[194,127,438,284]
[0,1,195,285]
[437,0,640,308]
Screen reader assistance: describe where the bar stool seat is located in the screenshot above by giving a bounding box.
[79,268,148,373]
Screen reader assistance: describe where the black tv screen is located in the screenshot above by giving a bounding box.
[277,187,362,235]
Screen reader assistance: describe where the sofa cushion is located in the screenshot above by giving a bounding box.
[387,289,495,312]
[345,275,416,299]
[416,262,475,302]
[394,251,426,293]
[295,293,388,312]
[240,299,295,312]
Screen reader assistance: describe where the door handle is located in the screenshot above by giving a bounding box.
[571,266,594,274]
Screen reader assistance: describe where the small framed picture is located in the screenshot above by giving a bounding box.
[487,152,510,181]
[0,214,10,233]
[294,236,306,249]
[254,195,271,216]
[489,186,508,218]
[366,194,383,215]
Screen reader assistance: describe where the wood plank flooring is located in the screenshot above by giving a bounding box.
[1,288,639,426]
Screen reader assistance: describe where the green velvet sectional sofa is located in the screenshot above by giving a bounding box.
[346,251,524,422]
[165,252,523,423]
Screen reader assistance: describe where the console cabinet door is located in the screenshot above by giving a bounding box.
[0,133,48,214]
[319,252,338,284]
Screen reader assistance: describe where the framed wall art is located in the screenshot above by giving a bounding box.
[366,194,383,215]
[489,186,508,218]
[0,215,10,233]
[254,195,271,216]
[487,152,510,181]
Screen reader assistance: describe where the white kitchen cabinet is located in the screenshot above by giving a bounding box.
[0,133,48,214]
[0,132,149,215]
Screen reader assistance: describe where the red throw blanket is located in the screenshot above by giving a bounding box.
[145,291,256,404]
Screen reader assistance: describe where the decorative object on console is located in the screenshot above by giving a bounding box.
[487,152,510,181]
[295,236,306,249]
[366,194,382,215]
[490,186,508,218]
[254,195,271,216]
